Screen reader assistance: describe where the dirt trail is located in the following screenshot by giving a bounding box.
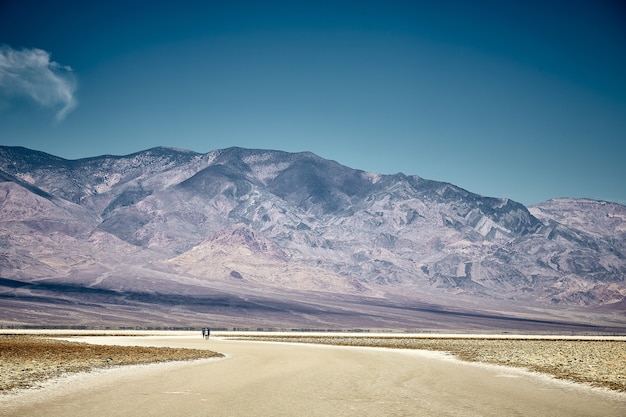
[2,336,625,417]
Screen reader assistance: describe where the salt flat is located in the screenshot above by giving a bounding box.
[1,334,625,417]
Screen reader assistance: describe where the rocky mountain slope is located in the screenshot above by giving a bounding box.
[1,146,624,330]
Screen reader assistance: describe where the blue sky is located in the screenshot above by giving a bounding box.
[1,0,625,206]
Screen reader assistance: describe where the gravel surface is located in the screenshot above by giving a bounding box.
[232,335,626,392]
[0,335,223,392]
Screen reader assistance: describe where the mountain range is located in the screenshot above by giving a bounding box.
[1,146,624,331]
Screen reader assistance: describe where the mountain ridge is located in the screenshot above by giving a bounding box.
[1,145,624,330]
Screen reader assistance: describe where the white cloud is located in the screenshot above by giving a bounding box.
[0,45,77,121]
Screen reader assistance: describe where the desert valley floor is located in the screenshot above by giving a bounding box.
[1,331,625,417]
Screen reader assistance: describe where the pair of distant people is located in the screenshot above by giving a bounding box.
[201,327,211,339]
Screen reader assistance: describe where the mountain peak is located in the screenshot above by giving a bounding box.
[1,145,625,330]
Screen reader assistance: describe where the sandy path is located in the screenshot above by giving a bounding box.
[2,335,625,417]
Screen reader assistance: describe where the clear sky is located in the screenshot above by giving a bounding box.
[1,0,625,206]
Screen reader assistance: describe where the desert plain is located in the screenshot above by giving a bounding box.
[1,331,625,417]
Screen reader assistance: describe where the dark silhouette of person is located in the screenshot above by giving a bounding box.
[206,327,210,339]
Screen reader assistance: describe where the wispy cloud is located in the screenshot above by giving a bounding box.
[0,45,77,121]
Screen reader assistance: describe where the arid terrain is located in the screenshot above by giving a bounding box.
[0,334,222,392]
[1,331,624,394]
[230,334,626,392]
[1,332,625,417]
[2,146,626,332]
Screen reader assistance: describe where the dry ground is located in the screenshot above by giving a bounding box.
[0,335,223,392]
[231,335,626,392]
[1,332,625,395]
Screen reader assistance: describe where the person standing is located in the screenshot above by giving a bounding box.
[201,328,206,338]
[205,327,210,340]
